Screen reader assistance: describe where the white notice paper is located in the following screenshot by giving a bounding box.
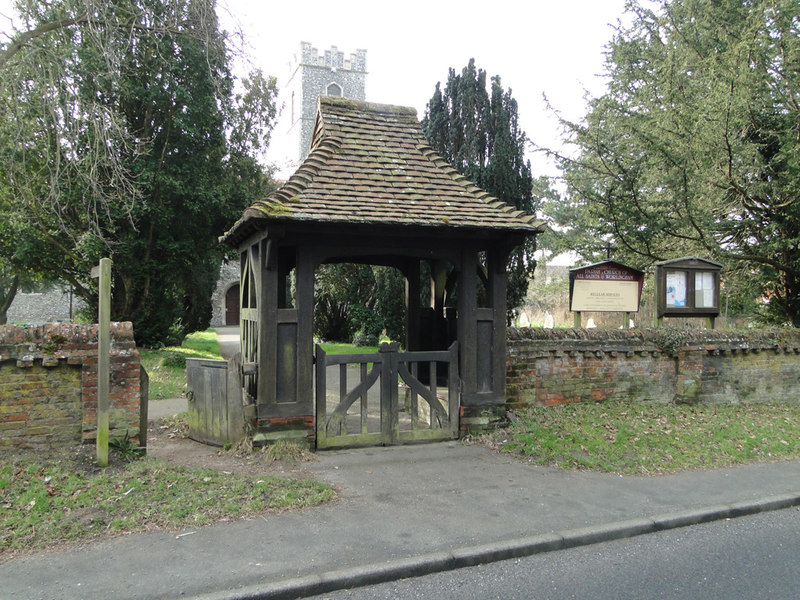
[695,272,715,308]
[666,271,687,307]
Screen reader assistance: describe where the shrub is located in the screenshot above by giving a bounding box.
[352,330,379,347]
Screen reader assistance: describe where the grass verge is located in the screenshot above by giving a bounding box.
[0,447,334,557]
[140,329,223,399]
[500,401,800,475]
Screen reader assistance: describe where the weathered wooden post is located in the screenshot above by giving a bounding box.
[92,257,112,467]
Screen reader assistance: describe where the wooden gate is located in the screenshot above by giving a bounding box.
[315,342,459,449]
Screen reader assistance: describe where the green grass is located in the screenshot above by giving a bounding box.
[141,336,382,399]
[0,449,334,556]
[500,401,800,475]
[140,329,223,399]
[319,342,380,355]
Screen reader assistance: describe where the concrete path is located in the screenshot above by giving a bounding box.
[146,396,187,421]
[214,326,240,361]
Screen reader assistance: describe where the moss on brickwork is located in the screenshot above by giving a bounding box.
[508,326,800,350]
[1,323,142,449]
[507,327,800,409]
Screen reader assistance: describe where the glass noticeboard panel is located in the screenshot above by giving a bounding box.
[695,272,716,308]
[665,271,687,307]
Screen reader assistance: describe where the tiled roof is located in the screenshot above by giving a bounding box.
[222,97,543,245]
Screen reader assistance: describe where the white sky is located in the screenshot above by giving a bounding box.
[219,0,629,177]
[0,0,631,178]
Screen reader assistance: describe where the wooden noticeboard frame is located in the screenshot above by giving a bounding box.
[655,256,722,328]
[569,260,645,328]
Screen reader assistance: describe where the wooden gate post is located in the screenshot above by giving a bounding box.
[92,257,112,467]
[379,342,399,441]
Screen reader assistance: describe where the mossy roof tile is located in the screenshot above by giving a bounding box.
[222,97,544,245]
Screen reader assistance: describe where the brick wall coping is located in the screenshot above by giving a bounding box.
[507,327,800,355]
[0,322,136,365]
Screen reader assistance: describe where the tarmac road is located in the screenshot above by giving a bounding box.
[310,507,800,600]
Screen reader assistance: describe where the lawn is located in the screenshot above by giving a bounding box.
[140,333,380,399]
[0,447,334,557]
[139,329,223,399]
[500,400,800,475]
[319,341,380,355]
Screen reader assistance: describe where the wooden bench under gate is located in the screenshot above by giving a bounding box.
[186,356,246,447]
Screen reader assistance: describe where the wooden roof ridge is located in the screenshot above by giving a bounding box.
[221,96,544,246]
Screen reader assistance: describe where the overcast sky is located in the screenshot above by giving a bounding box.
[0,0,632,177]
[220,0,630,177]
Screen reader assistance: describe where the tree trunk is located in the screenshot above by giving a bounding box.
[0,275,20,325]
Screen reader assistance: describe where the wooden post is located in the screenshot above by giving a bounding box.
[138,366,149,455]
[92,257,112,467]
[573,311,581,328]
[405,260,421,351]
[457,250,478,402]
[623,312,630,329]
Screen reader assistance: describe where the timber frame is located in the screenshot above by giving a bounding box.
[221,97,543,446]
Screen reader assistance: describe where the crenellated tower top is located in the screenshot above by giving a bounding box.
[285,42,368,162]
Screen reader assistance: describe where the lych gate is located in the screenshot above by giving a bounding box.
[221,97,542,448]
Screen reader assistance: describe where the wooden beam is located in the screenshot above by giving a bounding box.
[94,257,111,467]
[296,248,315,414]
[258,238,277,407]
[489,248,508,402]
[458,249,478,400]
[405,259,421,352]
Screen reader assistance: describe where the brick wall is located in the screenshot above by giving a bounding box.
[0,323,141,449]
[507,327,800,408]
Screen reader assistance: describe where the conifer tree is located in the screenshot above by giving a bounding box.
[423,59,537,322]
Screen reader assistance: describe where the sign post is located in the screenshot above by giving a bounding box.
[569,261,645,328]
[92,258,112,467]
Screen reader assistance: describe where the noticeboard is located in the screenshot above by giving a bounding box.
[655,256,722,318]
[569,261,645,313]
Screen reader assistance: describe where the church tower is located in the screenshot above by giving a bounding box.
[285,42,367,162]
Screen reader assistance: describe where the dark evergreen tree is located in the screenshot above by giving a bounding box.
[422,59,538,323]
[554,0,800,325]
[0,0,278,345]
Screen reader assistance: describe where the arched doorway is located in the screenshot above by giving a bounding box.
[225,284,240,326]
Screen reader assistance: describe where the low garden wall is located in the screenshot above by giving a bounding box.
[507,327,800,407]
[0,323,142,449]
